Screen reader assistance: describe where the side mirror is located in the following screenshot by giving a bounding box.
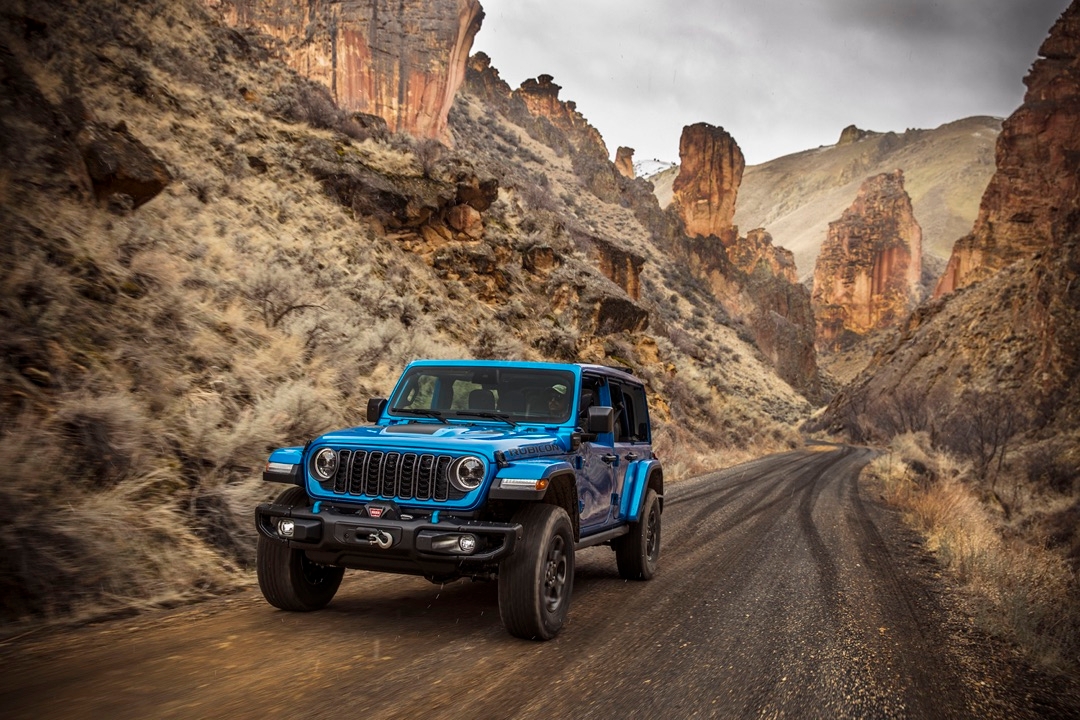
[367,397,388,423]
[587,406,614,435]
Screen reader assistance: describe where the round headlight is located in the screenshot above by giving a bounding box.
[449,455,485,492]
[311,448,339,481]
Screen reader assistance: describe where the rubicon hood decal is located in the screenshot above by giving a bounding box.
[503,443,563,459]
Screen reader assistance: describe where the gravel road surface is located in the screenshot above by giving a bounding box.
[2,444,1076,718]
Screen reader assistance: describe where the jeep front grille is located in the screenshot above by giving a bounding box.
[326,450,461,502]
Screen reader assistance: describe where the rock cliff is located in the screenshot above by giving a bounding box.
[812,171,922,351]
[671,123,744,240]
[935,3,1080,296]
[204,0,483,141]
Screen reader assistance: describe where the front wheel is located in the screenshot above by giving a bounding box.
[498,504,575,640]
[257,487,344,611]
[616,488,660,580]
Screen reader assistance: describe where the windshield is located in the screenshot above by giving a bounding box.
[388,366,576,424]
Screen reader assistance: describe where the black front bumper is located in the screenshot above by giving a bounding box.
[255,501,522,579]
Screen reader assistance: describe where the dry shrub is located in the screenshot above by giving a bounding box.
[863,439,1080,670]
[0,414,241,622]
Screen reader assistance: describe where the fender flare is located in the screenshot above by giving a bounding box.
[620,459,663,523]
[489,458,576,500]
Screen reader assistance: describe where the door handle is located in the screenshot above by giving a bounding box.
[601,453,618,464]
[626,452,639,461]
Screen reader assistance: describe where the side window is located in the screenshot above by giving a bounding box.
[615,382,650,443]
[610,384,630,443]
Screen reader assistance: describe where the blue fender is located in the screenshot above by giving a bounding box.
[620,459,662,522]
[264,446,304,485]
[490,458,576,500]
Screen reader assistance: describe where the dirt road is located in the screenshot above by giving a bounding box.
[1,445,1074,718]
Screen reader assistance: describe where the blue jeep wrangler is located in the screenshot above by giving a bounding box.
[255,360,663,639]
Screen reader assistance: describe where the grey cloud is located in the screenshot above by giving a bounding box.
[472,0,1071,164]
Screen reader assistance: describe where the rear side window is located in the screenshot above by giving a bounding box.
[614,381,650,443]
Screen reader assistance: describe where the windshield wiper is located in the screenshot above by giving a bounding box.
[390,408,448,423]
[454,411,517,427]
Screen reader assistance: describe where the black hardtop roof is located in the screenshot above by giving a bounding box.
[578,363,641,385]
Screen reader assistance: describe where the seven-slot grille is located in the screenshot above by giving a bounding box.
[323,449,464,502]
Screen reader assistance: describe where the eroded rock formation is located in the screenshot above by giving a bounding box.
[615,147,635,179]
[729,228,799,283]
[935,3,1080,296]
[812,170,922,350]
[665,123,820,398]
[671,123,745,240]
[512,74,609,160]
[77,121,171,212]
[837,125,875,145]
[205,0,483,140]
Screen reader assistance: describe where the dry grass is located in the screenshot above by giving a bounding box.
[864,433,1079,671]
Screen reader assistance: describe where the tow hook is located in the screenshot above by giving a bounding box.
[369,530,394,549]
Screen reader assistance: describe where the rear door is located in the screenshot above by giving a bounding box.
[610,379,650,522]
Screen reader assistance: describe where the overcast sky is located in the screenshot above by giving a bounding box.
[472,0,1072,166]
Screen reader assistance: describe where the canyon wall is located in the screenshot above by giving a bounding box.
[205,0,483,140]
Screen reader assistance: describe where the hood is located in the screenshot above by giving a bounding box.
[315,422,570,458]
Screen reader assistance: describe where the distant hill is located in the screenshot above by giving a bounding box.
[652,117,999,281]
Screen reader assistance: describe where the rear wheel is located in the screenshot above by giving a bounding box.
[616,489,660,580]
[257,487,344,611]
[498,504,575,640]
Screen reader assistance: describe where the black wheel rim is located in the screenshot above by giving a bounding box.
[645,506,660,560]
[542,534,568,613]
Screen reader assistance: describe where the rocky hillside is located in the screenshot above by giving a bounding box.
[0,0,812,621]
[652,116,999,281]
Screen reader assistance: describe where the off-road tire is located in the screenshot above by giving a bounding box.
[257,487,344,611]
[616,489,660,580]
[498,504,575,640]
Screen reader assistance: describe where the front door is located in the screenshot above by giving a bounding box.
[575,376,614,531]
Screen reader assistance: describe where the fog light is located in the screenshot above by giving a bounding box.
[458,534,478,553]
[429,533,479,554]
[278,519,295,538]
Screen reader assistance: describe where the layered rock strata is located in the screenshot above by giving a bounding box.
[812,171,923,351]
[205,0,483,140]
